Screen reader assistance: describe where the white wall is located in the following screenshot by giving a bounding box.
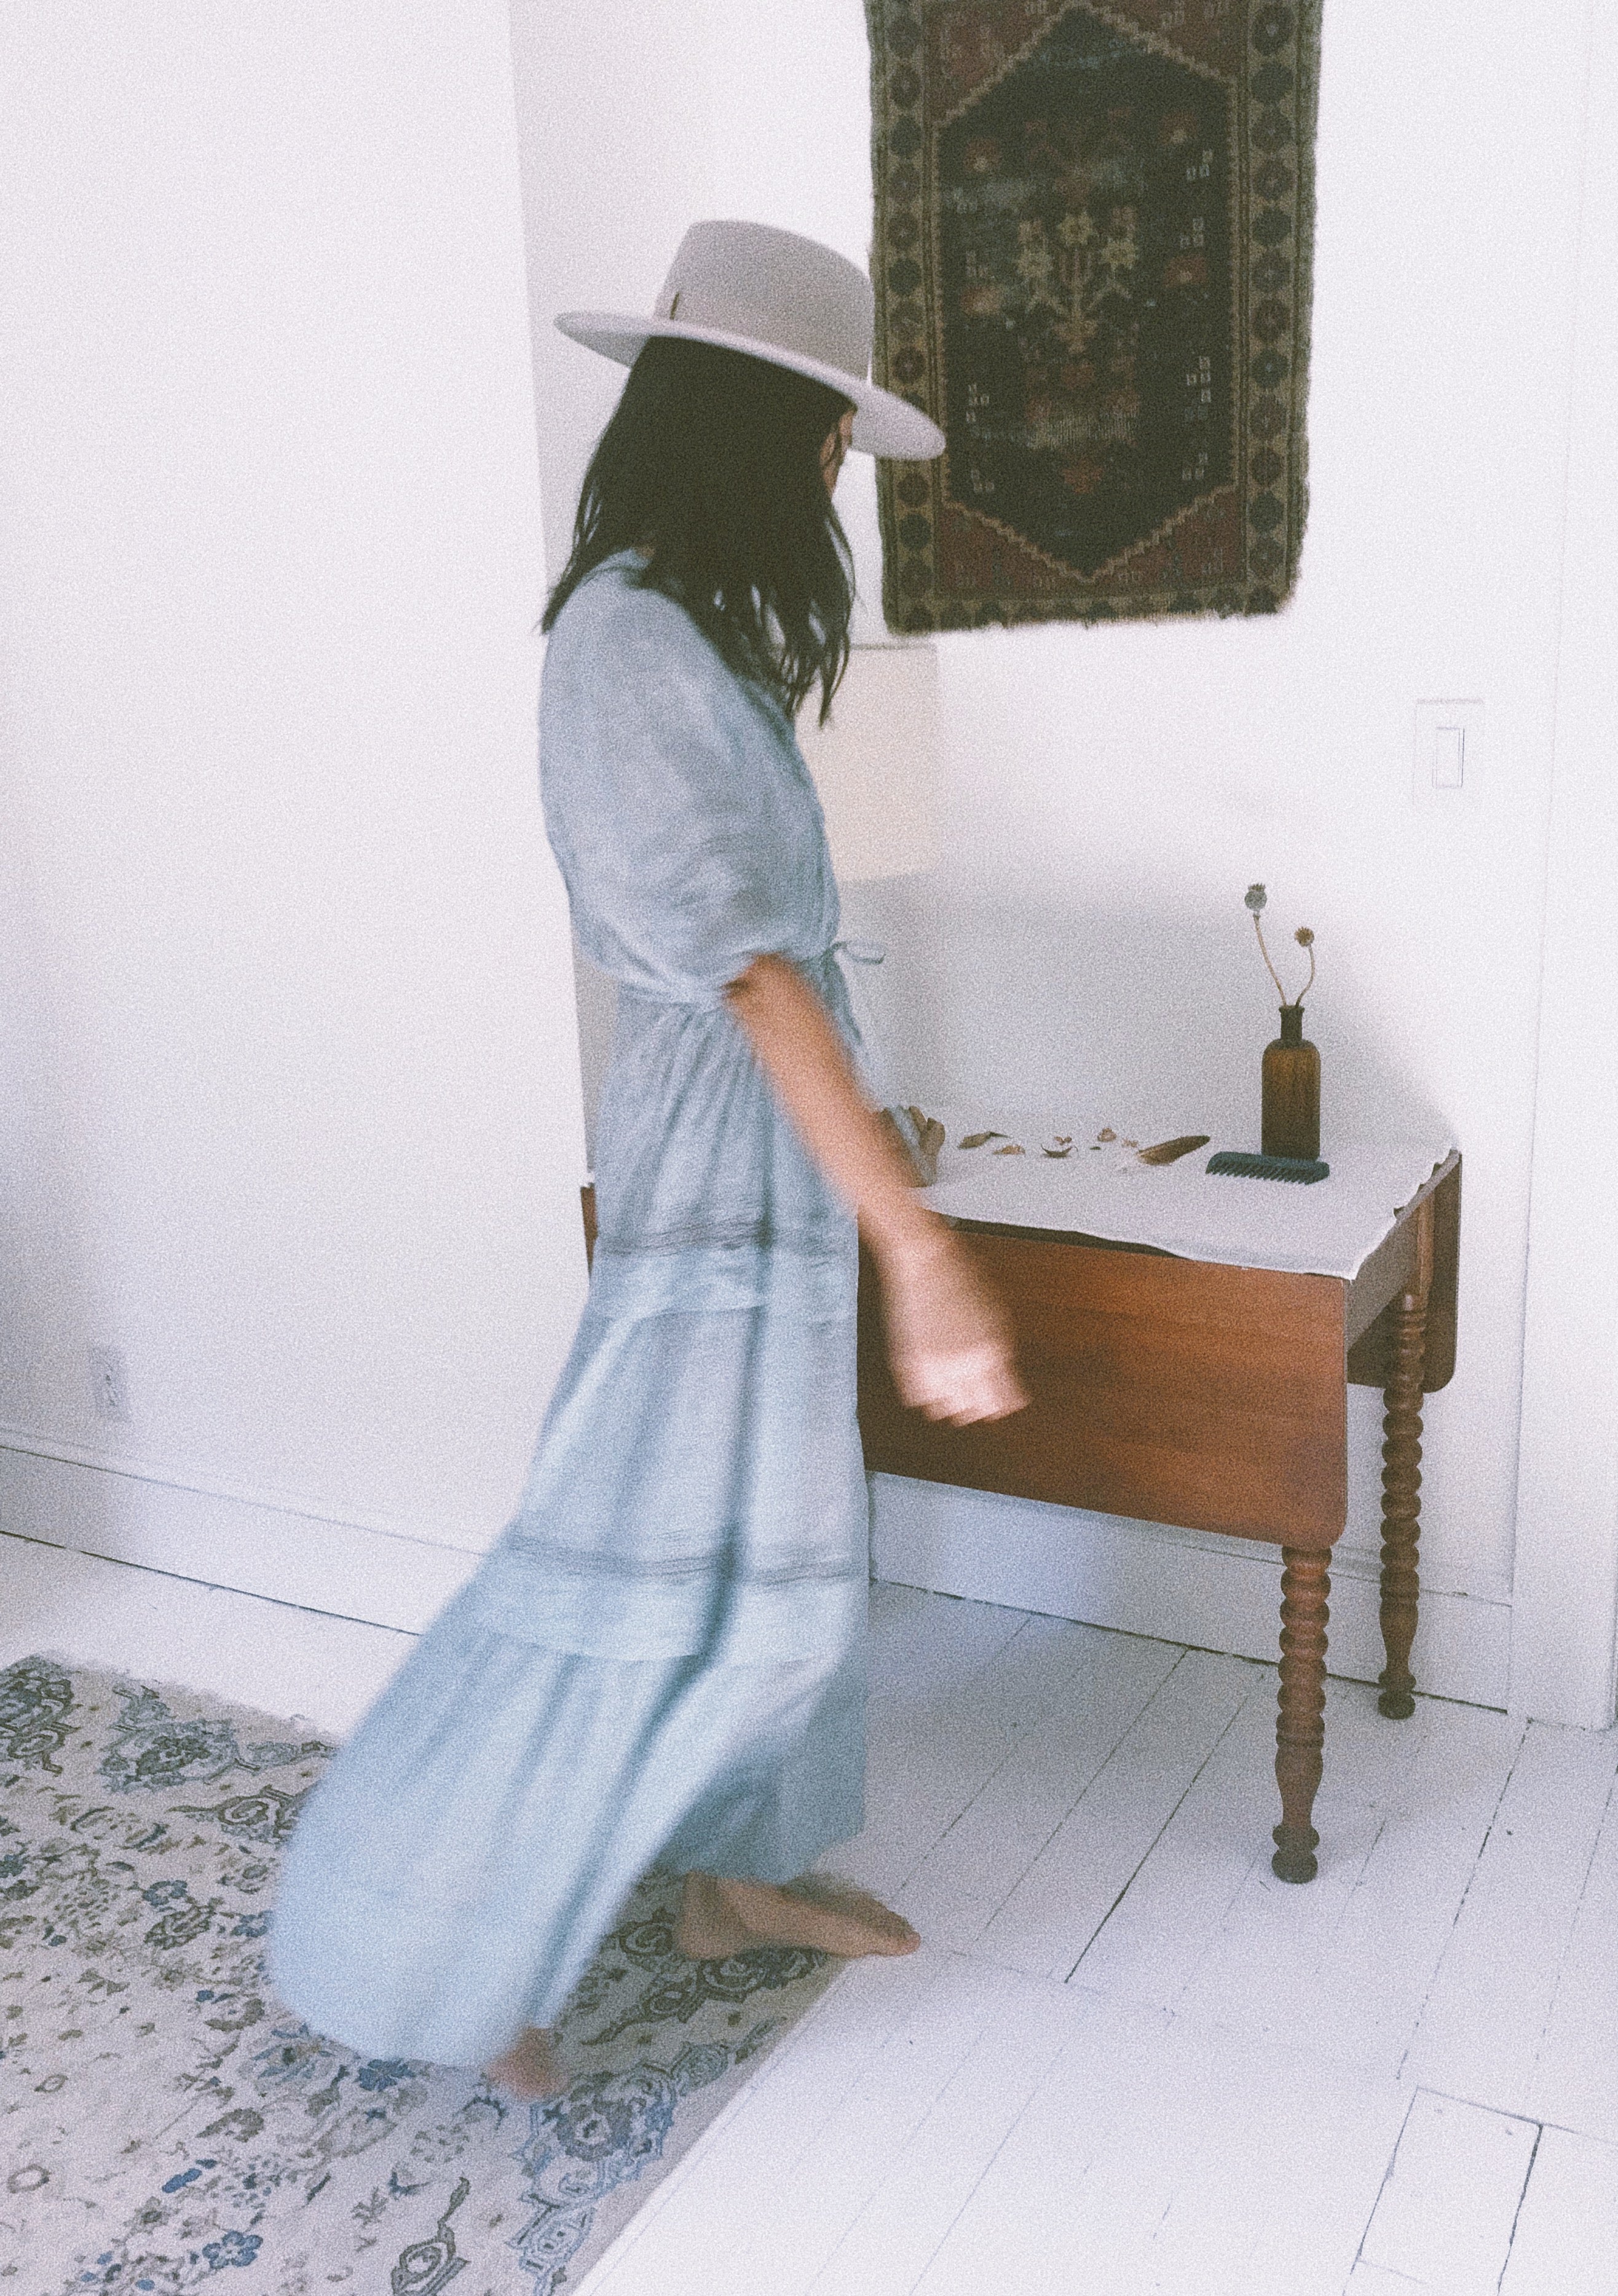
[1510,0,1618,1726]
[524,0,1611,1713]
[0,2,588,1621]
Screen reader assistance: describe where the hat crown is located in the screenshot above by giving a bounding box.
[653,221,874,386]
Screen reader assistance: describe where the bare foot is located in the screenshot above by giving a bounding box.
[483,2025,566,2101]
[676,1871,920,1962]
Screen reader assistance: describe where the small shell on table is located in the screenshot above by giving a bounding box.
[880,1106,946,1187]
[1137,1133,1212,1166]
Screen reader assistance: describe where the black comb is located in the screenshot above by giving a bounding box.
[1206,1150,1330,1184]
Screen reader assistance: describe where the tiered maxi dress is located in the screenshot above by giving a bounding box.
[268,551,872,2069]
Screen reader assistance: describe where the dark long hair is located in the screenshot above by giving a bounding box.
[543,336,856,725]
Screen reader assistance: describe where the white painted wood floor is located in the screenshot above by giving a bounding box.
[4,1530,1617,2295]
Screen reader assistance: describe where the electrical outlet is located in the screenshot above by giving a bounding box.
[89,1344,132,1424]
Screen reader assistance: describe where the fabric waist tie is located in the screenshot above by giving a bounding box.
[829,938,901,1109]
[612,943,899,1109]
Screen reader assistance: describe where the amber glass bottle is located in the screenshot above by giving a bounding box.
[1261,1004,1320,1160]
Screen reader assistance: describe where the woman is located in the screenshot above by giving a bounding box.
[268,222,1025,2101]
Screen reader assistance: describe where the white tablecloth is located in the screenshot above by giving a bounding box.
[912,1104,1456,1282]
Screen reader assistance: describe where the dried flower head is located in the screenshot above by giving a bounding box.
[1244,884,1267,913]
[1295,927,1314,948]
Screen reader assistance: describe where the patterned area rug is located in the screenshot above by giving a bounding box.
[866,0,1323,628]
[0,1655,842,2293]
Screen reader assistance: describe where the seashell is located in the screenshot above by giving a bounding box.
[907,1110,946,1186]
[993,1142,1026,1156]
[880,1106,949,1187]
[1137,1133,1212,1166]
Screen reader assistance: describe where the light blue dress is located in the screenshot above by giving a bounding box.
[268,552,870,2069]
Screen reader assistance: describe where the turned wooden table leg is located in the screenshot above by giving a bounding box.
[1273,1546,1330,1883]
[1378,1197,1434,1721]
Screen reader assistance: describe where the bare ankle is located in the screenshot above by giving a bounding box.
[484,2024,565,2101]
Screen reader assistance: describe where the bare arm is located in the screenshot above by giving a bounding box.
[724,953,1027,1425]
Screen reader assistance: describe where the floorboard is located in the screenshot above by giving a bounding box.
[1355,2090,1539,2293]
[977,1648,1258,1981]
[1499,2125,1618,2295]
[1399,1721,1618,2115]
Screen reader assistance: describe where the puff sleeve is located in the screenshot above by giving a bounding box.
[539,566,824,1005]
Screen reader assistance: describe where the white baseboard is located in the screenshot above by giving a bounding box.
[0,1431,481,1633]
[871,1472,1512,1711]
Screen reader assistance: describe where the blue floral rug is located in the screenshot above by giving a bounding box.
[0,1654,842,2292]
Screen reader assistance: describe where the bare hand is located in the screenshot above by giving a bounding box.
[877,1229,1029,1426]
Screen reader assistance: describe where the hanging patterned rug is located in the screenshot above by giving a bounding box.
[0,1655,841,2294]
[866,0,1323,628]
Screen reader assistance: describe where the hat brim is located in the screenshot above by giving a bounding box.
[555,311,945,462]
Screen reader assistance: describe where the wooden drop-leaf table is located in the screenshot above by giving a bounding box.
[856,1150,1461,1883]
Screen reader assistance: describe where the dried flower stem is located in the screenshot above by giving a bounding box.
[1252,913,1290,1005]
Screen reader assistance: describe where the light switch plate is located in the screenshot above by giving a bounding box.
[1413,699,1484,809]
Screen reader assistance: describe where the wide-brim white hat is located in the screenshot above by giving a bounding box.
[556,219,945,462]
